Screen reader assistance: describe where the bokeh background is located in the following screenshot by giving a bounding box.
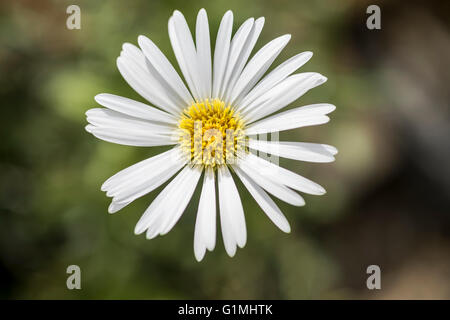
[1,0,449,299]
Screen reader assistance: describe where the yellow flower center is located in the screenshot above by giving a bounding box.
[178,99,245,168]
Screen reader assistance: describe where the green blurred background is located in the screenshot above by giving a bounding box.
[1,0,449,299]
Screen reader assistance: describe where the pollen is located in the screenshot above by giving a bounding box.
[178,99,246,168]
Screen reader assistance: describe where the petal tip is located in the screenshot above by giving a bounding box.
[296,200,306,207]
[85,124,94,133]
[226,250,236,258]
[172,10,183,18]
[137,35,148,46]
[224,10,233,20]
[94,93,107,105]
[134,224,145,235]
[283,224,291,233]
[108,203,117,214]
[194,248,206,262]
[316,75,328,85]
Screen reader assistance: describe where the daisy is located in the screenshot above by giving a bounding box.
[86,9,337,261]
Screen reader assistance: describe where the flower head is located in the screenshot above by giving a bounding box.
[86,9,337,261]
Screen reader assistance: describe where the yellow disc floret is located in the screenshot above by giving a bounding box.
[178,99,245,168]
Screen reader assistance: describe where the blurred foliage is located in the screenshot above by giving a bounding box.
[1,0,449,299]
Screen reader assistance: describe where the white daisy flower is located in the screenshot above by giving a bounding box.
[86,9,337,261]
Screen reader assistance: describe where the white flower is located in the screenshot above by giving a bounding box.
[86,9,337,261]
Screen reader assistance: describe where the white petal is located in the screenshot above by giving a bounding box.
[217,168,236,257]
[168,17,196,100]
[168,11,202,100]
[158,166,202,235]
[109,159,185,207]
[121,42,188,110]
[244,73,327,123]
[194,227,207,261]
[222,17,265,103]
[107,169,180,214]
[245,103,335,134]
[94,93,177,125]
[218,17,254,99]
[195,8,212,99]
[218,166,247,255]
[140,166,201,238]
[101,147,181,191]
[134,166,191,235]
[228,34,291,105]
[105,148,185,213]
[238,155,305,206]
[248,139,337,163]
[239,51,313,110]
[86,108,174,135]
[194,167,216,261]
[136,36,193,106]
[107,201,129,214]
[323,144,338,155]
[117,49,181,115]
[121,43,146,66]
[212,10,233,99]
[245,153,326,195]
[234,167,291,233]
[85,124,176,147]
